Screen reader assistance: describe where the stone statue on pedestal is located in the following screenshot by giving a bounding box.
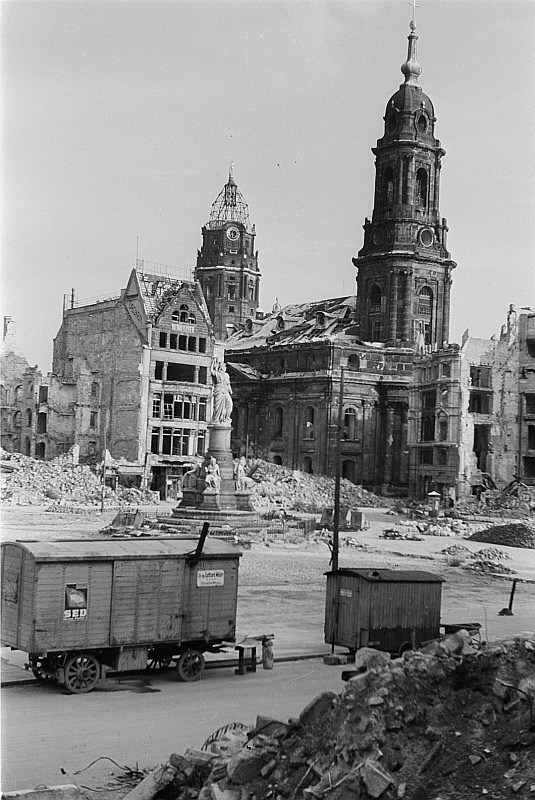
[211,357,233,425]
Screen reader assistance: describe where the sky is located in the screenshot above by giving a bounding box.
[2,0,534,372]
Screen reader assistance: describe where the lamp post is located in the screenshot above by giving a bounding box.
[332,356,348,572]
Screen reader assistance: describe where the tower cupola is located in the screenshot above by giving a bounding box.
[195,165,261,340]
[352,15,456,350]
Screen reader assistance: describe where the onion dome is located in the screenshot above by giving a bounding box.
[208,162,250,230]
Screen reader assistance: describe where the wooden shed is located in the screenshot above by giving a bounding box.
[1,537,241,692]
[324,568,444,655]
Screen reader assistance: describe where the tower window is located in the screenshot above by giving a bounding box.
[418,286,433,315]
[417,114,427,132]
[416,168,428,208]
[371,320,382,341]
[370,285,382,313]
[382,166,394,206]
[304,406,315,439]
[273,407,284,438]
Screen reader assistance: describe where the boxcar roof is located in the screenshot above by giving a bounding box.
[2,538,242,562]
[328,568,444,583]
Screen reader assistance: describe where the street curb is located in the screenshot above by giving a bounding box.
[1,653,331,688]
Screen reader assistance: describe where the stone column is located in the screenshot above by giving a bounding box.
[382,403,395,490]
[442,272,452,346]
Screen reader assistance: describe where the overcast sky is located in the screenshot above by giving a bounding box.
[2,0,534,372]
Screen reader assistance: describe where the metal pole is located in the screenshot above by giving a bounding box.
[508,579,518,613]
[332,366,344,573]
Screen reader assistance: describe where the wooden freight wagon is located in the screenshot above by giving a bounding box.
[325,568,444,655]
[1,536,241,693]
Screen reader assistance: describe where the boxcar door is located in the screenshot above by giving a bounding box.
[182,558,238,643]
[110,559,183,645]
[1,544,23,648]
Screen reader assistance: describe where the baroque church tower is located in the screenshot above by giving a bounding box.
[353,17,456,350]
[195,165,260,340]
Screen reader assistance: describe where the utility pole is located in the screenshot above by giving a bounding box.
[332,357,347,572]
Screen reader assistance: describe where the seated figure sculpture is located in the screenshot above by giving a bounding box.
[203,456,221,493]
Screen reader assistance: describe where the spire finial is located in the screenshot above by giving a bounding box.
[229,161,235,183]
[409,0,418,29]
[401,3,422,85]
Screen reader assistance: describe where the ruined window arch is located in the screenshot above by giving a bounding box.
[303,456,313,474]
[348,354,360,370]
[273,406,284,438]
[342,460,356,483]
[272,455,283,466]
[304,406,315,439]
[26,409,32,427]
[343,407,358,440]
[416,168,428,208]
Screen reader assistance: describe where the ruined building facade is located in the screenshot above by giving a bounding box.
[46,265,215,496]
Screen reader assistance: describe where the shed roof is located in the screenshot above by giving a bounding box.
[2,538,241,563]
[328,568,443,583]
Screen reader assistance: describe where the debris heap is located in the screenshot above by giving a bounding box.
[468,522,535,550]
[245,460,387,513]
[122,635,535,800]
[0,450,155,507]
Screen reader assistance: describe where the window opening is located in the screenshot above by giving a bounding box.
[159,332,167,348]
[416,167,428,208]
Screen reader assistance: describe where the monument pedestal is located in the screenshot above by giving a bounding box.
[203,421,237,511]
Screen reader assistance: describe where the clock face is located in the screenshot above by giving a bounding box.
[226,226,240,242]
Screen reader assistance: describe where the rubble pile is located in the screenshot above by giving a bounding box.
[469,522,535,550]
[245,460,387,513]
[124,635,535,800]
[0,450,156,508]
[463,559,516,575]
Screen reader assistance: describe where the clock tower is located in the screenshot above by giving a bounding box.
[195,165,260,340]
[353,18,456,350]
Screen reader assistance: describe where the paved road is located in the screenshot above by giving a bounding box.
[1,659,347,792]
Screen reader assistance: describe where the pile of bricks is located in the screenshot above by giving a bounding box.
[469,522,535,550]
[246,460,386,514]
[125,635,535,800]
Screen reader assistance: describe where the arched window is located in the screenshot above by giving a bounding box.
[91,382,99,400]
[343,407,358,440]
[15,385,22,401]
[13,411,21,427]
[348,354,360,371]
[35,442,46,460]
[382,166,394,206]
[272,455,283,466]
[25,437,31,456]
[416,168,428,208]
[273,407,284,438]
[418,286,433,315]
[26,409,32,427]
[304,406,315,439]
[370,285,382,313]
[303,456,313,474]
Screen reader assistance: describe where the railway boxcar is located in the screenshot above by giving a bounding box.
[1,536,241,692]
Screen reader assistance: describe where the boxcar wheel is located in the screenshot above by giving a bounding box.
[176,650,205,682]
[64,653,100,694]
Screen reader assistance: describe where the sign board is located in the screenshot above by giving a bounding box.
[340,588,353,598]
[197,569,225,587]
[64,585,88,621]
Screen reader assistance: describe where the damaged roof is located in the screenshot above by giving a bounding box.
[226,296,359,350]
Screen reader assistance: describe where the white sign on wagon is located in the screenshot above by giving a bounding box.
[197,569,225,587]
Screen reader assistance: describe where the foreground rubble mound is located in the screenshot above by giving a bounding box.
[125,635,535,800]
[246,460,387,513]
[468,522,535,550]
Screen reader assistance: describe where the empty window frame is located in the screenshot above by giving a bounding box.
[304,406,315,439]
[343,407,358,440]
[273,407,284,438]
[159,332,168,348]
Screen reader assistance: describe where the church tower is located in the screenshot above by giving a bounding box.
[353,17,456,350]
[195,165,260,340]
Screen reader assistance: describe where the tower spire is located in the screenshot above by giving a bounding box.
[401,4,422,86]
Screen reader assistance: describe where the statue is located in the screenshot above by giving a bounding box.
[203,456,221,493]
[234,456,254,492]
[211,357,233,424]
